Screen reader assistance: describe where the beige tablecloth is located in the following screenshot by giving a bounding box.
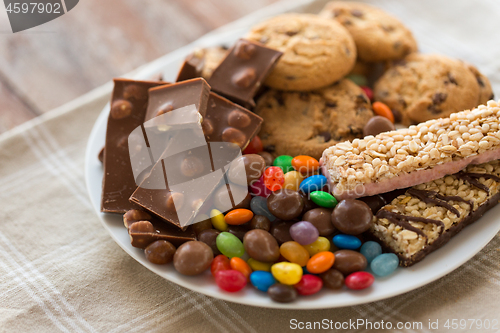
[2,0,500,332]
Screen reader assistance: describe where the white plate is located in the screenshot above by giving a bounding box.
[84,0,500,309]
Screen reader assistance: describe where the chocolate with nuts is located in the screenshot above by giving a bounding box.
[101,79,167,214]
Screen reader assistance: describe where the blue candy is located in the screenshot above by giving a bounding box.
[250,196,276,222]
[360,241,382,264]
[333,234,361,250]
[370,253,399,277]
[250,271,276,292]
[299,175,327,193]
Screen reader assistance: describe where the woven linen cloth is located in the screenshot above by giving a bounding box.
[2,0,500,332]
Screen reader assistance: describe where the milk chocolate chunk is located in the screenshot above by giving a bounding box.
[145,78,211,121]
[208,39,282,108]
[369,160,500,267]
[176,52,205,82]
[101,79,167,214]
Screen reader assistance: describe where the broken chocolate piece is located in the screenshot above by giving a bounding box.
[176,52,205,82]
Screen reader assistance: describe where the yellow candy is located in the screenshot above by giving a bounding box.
[282,171,305,191]
[303,237,331,256]
[210,209,227,231]
[247,258,272,272]
[271,262,303,285]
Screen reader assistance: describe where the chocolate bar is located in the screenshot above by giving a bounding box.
[176,51,205,82]
[321,100,500,199]
[101,78,167,213]
[123,209,196,248]
[369,160,500,266]
[208,39,282,108]
[144,78,211,121]
[176,47,228,82]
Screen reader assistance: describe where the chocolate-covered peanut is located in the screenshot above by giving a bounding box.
[243,229,280,262]
[145,240,176,265]
[302,208,335,236]
[173,241,214,275]
[332,250,367,276]
[267,189,304,220]
[331,199,373,235]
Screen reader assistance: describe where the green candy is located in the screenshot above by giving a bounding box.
[216,232,245,258]
[310,191,338,208]
[273,155,294,173]
[346,74,368,87]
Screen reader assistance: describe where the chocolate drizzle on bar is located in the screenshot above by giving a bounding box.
[455,172,500,193]
[376,209,445,238]
[406,188,472,217]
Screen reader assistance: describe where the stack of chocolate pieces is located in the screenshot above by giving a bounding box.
[101,39,282,249]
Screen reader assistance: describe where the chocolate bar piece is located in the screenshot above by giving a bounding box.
[369,160,500,266]
[176,52,205,82]
[101,78,167,213]
[322,100,500,200]
[124,209,196,248]
[144,78,211,121]
[208,39,282,108]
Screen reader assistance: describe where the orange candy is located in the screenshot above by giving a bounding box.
[230,257,252,280]
[224,209,254,225]
[306,251,335,274]
[280,241,310,267]
[372,101,394,123]
[292,155,320,174]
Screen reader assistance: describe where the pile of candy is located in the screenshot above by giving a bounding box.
[134,142,401,303]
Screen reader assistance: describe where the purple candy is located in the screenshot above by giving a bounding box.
[250,175,272,198]
[289,221,319,245]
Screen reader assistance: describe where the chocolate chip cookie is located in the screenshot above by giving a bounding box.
[319,1,418,62]
[246,13,356,91]
[373,53,491,125]
[254,79,373,159]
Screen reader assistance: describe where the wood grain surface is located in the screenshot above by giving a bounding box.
[0,0,278,134]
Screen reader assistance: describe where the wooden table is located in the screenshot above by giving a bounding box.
[0,0,278,134]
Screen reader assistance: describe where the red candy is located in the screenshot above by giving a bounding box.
[294,274,323,296]
[360,86,373,101]
[250,175,272,197]
[211,254,230,277]
[215,269,247,292]
[263,166,285,191]
[345,271,374,290]
[243,136,263,154]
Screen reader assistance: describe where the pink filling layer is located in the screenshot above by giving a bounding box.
[321,147,500,200]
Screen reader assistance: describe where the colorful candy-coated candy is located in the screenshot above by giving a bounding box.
[345,271,374,290]
[294,274,323,296]
[224,209,254,225]
[263,166,285,191]
[333,234,362,250]
[280,241,310,267]
[370,253,399,277]
[250,271,276,292]
[215,270,247,292]
[360,241,382,264]
[211,255,231,277]
[250,175,272,198]
[250,196,276,221]
[271,262,303,285]
[291,155,319,174]
[361,86,373,101]
[282,171,305,191]
[299,175,327,193]
[309,191,338,208]
[268,283,298,303]
[306,251,335,274]
[289,221,319,245]
[247,258,272,272]
[347,73,368,87]
[216,232,245,258]
[243,135,263,154]
[303,237,330,256]
[210,209,228,231]
[372,101,394,123]
[273,155,294,173]
[230,257,252,280]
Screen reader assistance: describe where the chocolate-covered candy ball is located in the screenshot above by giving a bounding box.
[331,199,373,235]
[243,229,280,262]
[173,241,213,275]
[359,194,387,215]
[144,240,176,265]
[363,116,395,137]
[267,189,304,220]
[319,268,344,290]
[270,221,294,245]
[250,215,271,231]
[227,225,249,241]
[332,250,367,276]
[300,192,318,214]
[257,151,274,166]
[197,229,221,255]
[192,218,212,236]
[302,208,335,236]
[267,283,297,303]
